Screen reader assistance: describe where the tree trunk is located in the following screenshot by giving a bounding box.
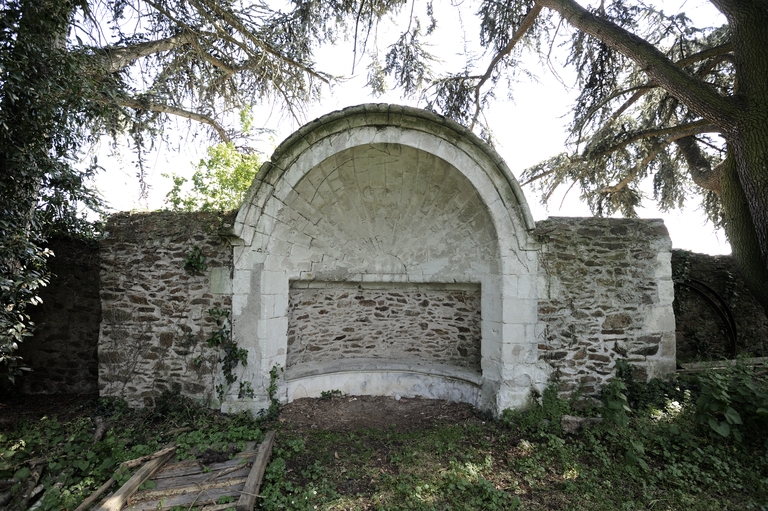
[716,0,768,312]
[720,153,768,309]
[538,0,768,311]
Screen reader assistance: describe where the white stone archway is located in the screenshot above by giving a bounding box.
[226,104,547,415]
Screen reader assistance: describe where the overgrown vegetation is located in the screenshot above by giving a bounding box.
[0,393,265,510]
[263,363,767,510]
[2,364,766,510]
[203,308,248,403]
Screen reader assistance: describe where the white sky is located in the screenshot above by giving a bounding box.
[92,0,730,255]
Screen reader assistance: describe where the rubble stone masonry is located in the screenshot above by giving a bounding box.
[97,211,235,407]
[286,284,482,374]
[534,217,676,394]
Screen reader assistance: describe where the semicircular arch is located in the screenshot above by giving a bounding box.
[228,104,543,415]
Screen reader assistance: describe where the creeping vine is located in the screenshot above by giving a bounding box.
[205,308,248,402]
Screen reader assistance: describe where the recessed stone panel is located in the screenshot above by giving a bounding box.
[286,283,481,375]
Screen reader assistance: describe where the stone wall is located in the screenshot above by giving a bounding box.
[21,212,764,408]
[14,237,101,394]
[17,212,682,409]
[286,283,482,376]
[673,250,768,362]
[535,217,676,394]
[98,211,235,407]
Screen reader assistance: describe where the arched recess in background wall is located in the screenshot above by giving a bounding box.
[228,104,547,416]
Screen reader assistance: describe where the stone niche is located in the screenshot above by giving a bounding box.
[229,104,545,415]
[95,104,677,415]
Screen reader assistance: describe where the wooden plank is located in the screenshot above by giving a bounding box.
[94,447,176,511]
[155,452,257,480]
[150,459,201,478]
[76,446,178,511]
[122,446,177,470]
[150,464,251,491]
[132,477,247,502]
[74,476,116,511]
[123,484,243,511]
[236,431,275,511]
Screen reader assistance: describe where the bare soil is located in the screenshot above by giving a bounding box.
[0,393,100,430]
[276,395,485,433]
[0,393,484,433]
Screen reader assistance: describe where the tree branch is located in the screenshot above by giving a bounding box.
[98,32,196,73]
[579,42,734,134]
[677,42,733,68]
[188,38,238,76]
[587,119,718,159]
[600,147,663,194]
[600,124,721,195]
[470,4,542,130]
[192,0,331,84]
[535,0,739,129]
[676,136,722,194]
[109,97,231,142]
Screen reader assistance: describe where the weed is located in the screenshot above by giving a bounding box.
[501,381,572,434]
[183,246,208,275]
[0,396,266,510]
[3,367,768,510]
[693,363,768,448]
[238,380,255,399]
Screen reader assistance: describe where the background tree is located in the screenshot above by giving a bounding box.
[163,142,261,212]
[304,0,767,310]
[0,0,332,377]
[1,0,107,379]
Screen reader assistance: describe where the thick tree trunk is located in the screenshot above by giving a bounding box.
[726,119,768,310]
[716,0,768,312]
[720,153,768,309]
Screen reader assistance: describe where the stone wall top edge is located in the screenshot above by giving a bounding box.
[103,210,237,242]
[535,216,669,237]
[672,248,734,260]
[537,216,666,224]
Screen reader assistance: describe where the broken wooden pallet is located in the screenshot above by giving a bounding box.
[92,431,274,511]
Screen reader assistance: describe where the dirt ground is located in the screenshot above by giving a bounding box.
[276,395,485,432]
[0,393,485,433]
[0,393,100,430]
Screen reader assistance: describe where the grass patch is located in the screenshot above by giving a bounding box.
[261,365,768,510]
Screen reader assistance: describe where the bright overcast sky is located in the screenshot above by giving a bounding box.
[93,0,730,255]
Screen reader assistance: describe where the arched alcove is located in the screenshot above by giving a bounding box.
[228,104,546,415]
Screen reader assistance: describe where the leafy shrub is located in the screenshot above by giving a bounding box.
[615,358,692,412]
[694,364,768,448]
[501,382,573,434]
